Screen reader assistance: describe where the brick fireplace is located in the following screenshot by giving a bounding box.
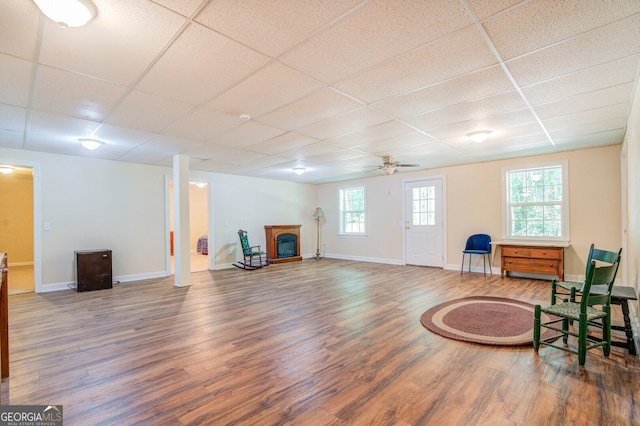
[264,225,302,264]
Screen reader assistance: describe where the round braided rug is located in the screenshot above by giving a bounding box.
[420,296,555,346]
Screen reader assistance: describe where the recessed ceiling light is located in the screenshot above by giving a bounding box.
[33,0,97,28]
[293,167,306,175]
[239,114,251,121]
[79,138,103,151]
[467,130,492,143]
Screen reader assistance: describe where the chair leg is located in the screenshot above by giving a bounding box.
[578,313,587,366]
[562,318,569,344]
[468,254,472,273]
[603,306,611,357]
[460,253,465,275]
[482,255,486,277]
[533,305,541,352]
[487,254,492,275]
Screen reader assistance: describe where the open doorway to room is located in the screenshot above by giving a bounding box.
[0,165,35,294]
[168,179,212,273]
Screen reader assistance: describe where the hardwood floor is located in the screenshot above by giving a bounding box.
[1,259,638,425]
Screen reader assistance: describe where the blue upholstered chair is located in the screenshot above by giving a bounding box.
[461,234,492,277]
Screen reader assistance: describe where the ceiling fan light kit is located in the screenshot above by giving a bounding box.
[376,155,419,175]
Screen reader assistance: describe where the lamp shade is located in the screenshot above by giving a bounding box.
[313,207,324,219]
[382,165,395,175]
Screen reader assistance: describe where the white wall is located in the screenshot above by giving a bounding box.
[0,148,317,291]
[317,145,623,280]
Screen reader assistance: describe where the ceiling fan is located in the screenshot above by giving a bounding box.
[376,155,419,175]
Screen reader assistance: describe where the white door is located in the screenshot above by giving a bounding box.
[405,179,443,267]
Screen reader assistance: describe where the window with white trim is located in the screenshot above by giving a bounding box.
[339,185,365,235]
[502,161,569,241]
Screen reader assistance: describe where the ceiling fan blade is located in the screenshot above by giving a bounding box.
[395,163,419,167]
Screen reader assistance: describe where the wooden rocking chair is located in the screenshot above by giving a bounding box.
[233,229,267,270]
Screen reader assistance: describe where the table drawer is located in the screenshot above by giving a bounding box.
[504,257,559,271]
[501,246,530,257]
[530,248,563,259]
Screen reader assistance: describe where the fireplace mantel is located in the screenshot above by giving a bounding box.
[264,225,302,264]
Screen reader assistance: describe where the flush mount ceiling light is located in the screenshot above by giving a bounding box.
[0,166,14,175]
[33,0,97,28]
[79,138,103,151]
[467,130,492,143]
[293,167,306,175]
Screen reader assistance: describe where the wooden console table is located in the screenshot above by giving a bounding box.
[495,242,568,280]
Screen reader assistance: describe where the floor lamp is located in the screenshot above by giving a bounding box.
[313,207,325,259]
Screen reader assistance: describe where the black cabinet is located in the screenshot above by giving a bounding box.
[75,249,112,292]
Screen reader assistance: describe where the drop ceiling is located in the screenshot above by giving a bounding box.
[1,0,639,184]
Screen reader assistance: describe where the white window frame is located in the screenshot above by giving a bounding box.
[338,185,366,237]
[501,160,570,242]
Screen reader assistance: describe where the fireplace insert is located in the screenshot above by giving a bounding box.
[276,233,297,258]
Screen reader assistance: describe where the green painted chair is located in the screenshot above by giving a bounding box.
[533,248,622,366]
[551,244,621,305]
[234,229,267,270]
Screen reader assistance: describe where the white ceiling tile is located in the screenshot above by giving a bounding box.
[306,148,369,164]
[139,135,203,154]
[334,25,498,103]
[521,55,640,106]
[506,14,640,86]
[373,65,515,117]
[259,88,363,130]
[325,120,419,148]
[205,62,324,117]
[296,107,393,140]
[104,90,193,133]
[244,132,318,156]
[465,0,526,21]
[152,0,203,17]
[425,108,539,140]
[137,22,270,105]
[0,54,33,107]
[164,108,243,142]
[484,0,640,61]
[550,117,627,141]
[534,83,634,120]
[0,105,27,132]
[195,0,363,57]
[553,128,626,149]
[0,0,39,59]
[92,124,155,148]
[279,0,472,83]
[354,132,436,155]
[542,103,629,132]
[38,0,186,85]
[24,132,84,155]
[28,111,101,140]
[116,147,173,165]
[32,65,128,122]
[404,91,527,131]
[278,141,346,161]
[211,121,286,149]
[183,144,264,165]
[0,130,24,149]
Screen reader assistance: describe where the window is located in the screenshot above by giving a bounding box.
[339,186,365,235]
[412,185,435,226]
[502,161,569,241]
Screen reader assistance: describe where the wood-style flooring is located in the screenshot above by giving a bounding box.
[1,259,638,425]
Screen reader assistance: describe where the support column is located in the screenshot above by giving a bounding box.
[173,154,191,287]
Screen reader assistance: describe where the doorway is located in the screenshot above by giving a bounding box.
[0,165,35,293]
[167,178,213,274]
[404,178,444,267]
